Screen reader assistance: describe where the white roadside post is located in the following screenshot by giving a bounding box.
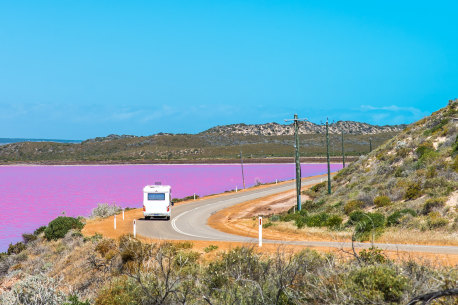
[122,209,125,221]
[194,193,196,200]
[258,216,262,247]
[276,179,278,184]
[114,215,116,230]
[133,220,136,238]
[235,186,238,192]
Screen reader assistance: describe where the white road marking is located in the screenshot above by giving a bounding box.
[170,184,298,238]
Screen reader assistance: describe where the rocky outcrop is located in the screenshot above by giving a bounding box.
[202,121,407,136]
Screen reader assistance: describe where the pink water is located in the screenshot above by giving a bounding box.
[0,163,342,251]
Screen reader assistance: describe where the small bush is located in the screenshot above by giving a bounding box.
[310,181,326,194]
[90,203,122,219]
[7,242,26,255]
[63,295,90,305]
[295,217,306,229]
[359,247,387,264]
[269,215,280,222]
[95,276,143,305]
[348,212,385,241]
[350,265,408,303]
[0,274,67,305]
[262,222,273,229]
[44,216,84,241]
[404,182,422,200]
[33,226,47,236]
[427,212,448,229]
[344,200,364,215]
[306,212,329,227]
[95,239,117,258]
[204,245,219,253]
[22,233,37,244]
[422,197,446,215]
[374,195,391,208]
[387,209,417,227]
[416,142,435,159]
[326,215,343,230]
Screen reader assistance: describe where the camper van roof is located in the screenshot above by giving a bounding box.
[143,185,171,192]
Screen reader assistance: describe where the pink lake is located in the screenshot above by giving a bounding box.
[0,163,342,251]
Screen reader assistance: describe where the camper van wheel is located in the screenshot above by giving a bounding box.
[145,216,150,220]
[167,216,170,220]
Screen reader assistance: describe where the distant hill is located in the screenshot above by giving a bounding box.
[303,99,457,233]
[0,120,405,164]
[0,138,81,145]
[202,121,407,136]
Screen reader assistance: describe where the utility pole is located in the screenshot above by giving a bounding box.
[240,151,246,189]
[326,118,331,194]
[285,114,307,211]
[341,130,345,168]
[369,138,372,153]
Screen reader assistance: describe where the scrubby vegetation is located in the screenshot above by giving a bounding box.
[269,100,458,243]
[1,228,456,304]
[90,203,123,219]
[0,131,396,163]
[44,216,85,241]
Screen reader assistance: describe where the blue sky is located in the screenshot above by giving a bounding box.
[1,1,456,139]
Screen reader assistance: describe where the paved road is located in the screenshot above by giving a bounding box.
[137,177,458,255]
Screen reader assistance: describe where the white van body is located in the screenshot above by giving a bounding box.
[143,185,172,220]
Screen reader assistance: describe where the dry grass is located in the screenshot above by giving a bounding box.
[378,227,458,246]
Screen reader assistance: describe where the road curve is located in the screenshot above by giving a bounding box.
[136,177,458,255]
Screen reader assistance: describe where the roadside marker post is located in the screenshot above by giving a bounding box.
[114,215,116,230]
[236,186,238,192]
[133,220,136,238]
[122,209,125,221]
[275,179,278,184]
[194,193,196,200]
[259,217,262,247]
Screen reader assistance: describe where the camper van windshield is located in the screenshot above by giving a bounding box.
[148,193,166,201]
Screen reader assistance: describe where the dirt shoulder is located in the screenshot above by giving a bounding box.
[207,180,458,248]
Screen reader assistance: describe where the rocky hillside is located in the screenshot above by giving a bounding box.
[203,121,407,136]
[299,99,457,236]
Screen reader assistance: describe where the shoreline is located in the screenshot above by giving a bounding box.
[0,156,357,166]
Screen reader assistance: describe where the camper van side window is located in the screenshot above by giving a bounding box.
[148,193,166,200]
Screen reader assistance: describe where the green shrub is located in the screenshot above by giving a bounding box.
[350,265,408,303]
[269,215,280,222]
[427,212,448,229]
[295,217,306,229]
[422,197,446,215]
[373,195,391,208]
[310,181,326,194]
[386,209,417,226]
[95,276,143,305]
[344,200,364,215]
[22,233,37,244]
[429,118,449,135]
[348,212,385,241]
[416,142,435,159]
[204,245,219,253]
[394,167,404,177]
[326,215,343,230]
[33,226,47,236]
[7,242,26,255]
[63,295,90,305]
[306,212,329,227]
[44,216,85,241]
[359,247,387,264]
[404,182,422,200]
[262,222,274,229]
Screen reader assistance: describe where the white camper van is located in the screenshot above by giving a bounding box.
[143,185,173,220]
